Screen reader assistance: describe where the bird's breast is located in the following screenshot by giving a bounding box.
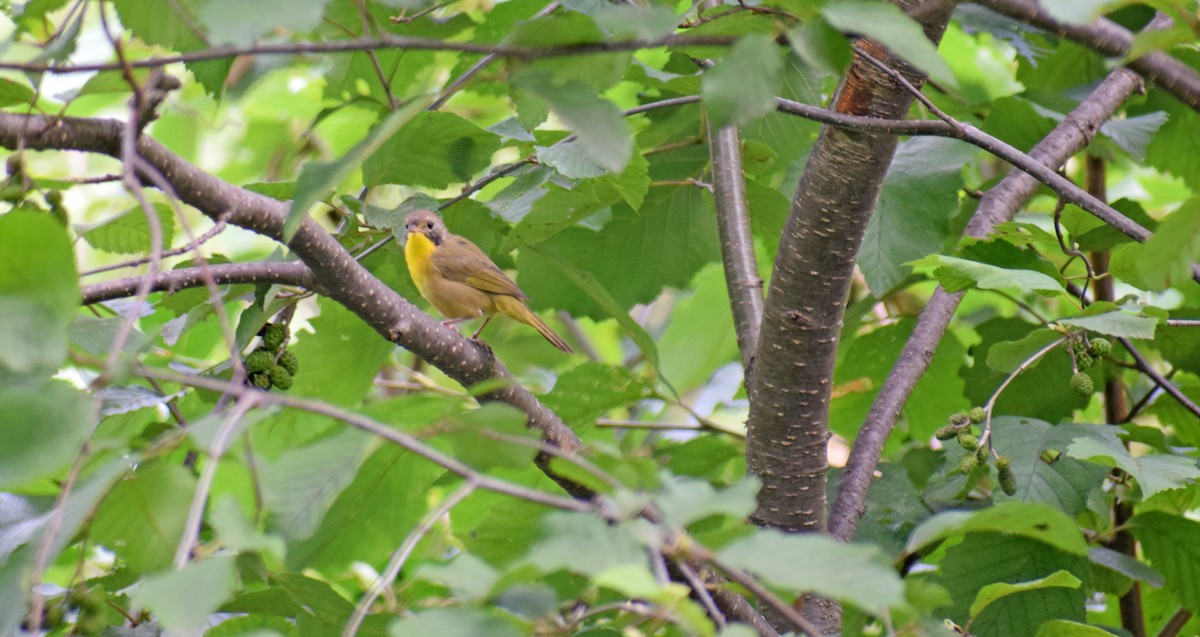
[404,231,438,295]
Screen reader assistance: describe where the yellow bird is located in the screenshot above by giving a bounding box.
[402,209,573,353]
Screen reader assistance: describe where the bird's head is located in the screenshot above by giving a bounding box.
[403,209,447,246]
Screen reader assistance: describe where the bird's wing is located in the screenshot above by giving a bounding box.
[432,236,527,299]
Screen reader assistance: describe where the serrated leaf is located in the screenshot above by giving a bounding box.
[1100,111,1168,162]
[540,362,652,427]
[90,462,197,573]
[1066,432,1200,498]
[558,0,679,40]
[261,430,373,541]
[363,111,501,188]
[822,1,957,89]
[1125,197,1200,291]
[198,0,330,46]
[81,204,176,255]
[0,78,36,107]
[906,501,1088,556]
[969,570,1081,619]
[1131,512,1200,612]
[131,556,237,635]
[907,254,1064,294]
[514,70,632,173]
[985,329,1063,373]
[1040,0,1118,24]
[1057,309,1157,339]
[721,530,904,612]
[702,34,784,128]
[861,137,973,295]
[985,417,1107,514]
[414,554,500,602]
[655,475,759,528]
[287,95,433,240]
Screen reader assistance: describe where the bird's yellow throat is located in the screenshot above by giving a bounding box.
[404,231,437,293]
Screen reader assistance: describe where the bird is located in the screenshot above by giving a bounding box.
[402,209,573,353]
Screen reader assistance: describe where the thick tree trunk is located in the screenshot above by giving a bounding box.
[745,0,955,630]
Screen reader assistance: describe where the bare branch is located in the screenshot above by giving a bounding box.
[707,123,763,371]
[82,261,314,305]
[830,66,1145,541]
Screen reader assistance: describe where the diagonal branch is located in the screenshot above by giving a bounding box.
[972,0,1200,111]
[829,66,1145,541]
[0,112,585,462]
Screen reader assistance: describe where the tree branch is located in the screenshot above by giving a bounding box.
[0,33,737,75]
[829,66,1145,541]
[707,123,763,371]
[971,1,1200,112]
[81,261,314,305]
[0,112,585,463]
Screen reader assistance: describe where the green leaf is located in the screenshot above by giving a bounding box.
[1124,197,1200,291]
[701,34,784,128]
[0,78,36,107]
[938,534,1089,635]
[523,244,662,373]
[389,608,521,637]
[414,554,500,602]
[286,297,395,405]
[210,496,286,560]
[907,255,1064,294]
[517,187,719,319]
[363,111,501,188]
[0,211,79,379]
[81,203,176,255]
[1057,308,1158,339]
[985,329,1062,373]
[558,0,680,40]
[90,462,198,573]
[969,570,1081,619]
[658,264,741,392]
[198,0,330,46]
[506,153,649,247]
[1035,620,1116,637]
[522,512,645,577]
[513,69,632,174]
[110,0,232,95]
[286,433,446,570]
[1066,432,1200,499]
[906,501,1089,556]
[287,95,433,240]
[0,381,92,488]
[261,429,373,542]
[861,137,974,295]
[1100,111,1168,162]
[986,418,1108,515]
[789,17,853,76]
[131,556,237,634]
[1040,0,1119,24]
[720,530,904,612]
[1062,199,1155,252]
[822,0,956,89]
[1131,512,1200,612]
[1088,547,1164,588]
[540,362,652,428]
[655,475,759,528]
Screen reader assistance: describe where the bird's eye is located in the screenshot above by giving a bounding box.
[426,221,434,229]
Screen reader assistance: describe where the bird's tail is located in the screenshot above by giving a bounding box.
[496,296,573,354]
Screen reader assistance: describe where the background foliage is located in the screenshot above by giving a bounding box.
[3,0,1200,636]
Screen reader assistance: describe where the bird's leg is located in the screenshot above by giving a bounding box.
[441,317,470,327]
[470,315,493,340]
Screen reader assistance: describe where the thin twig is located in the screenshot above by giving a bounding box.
[342,482,477,637]
[81,219,227,276]
[1119,338,1200,421]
